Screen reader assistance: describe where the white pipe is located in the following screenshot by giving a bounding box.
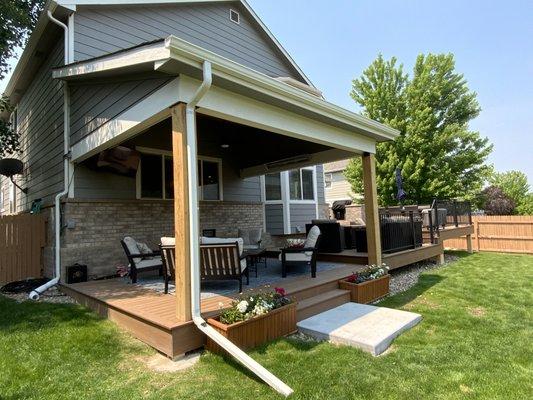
[30,11,71,301]
[186,62,293,397]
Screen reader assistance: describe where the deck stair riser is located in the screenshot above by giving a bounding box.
[296,289,351,322]
[288,280,342,302]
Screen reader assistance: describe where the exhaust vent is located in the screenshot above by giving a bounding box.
[230,9,240,24]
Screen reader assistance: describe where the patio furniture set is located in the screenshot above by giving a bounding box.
[120,226,322,293]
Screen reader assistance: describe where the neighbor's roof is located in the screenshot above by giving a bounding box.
[324,159,351,173]
[2,0,314,108]
[52,36,400,142]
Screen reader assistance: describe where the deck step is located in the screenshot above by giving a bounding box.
[289,280,342,302]
[296,289,351,322]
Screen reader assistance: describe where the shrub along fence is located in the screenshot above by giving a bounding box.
[444,215,533,254]
[0,214,47,284]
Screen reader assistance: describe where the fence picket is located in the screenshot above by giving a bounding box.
[0,214,46,284]
[445,216,533,254]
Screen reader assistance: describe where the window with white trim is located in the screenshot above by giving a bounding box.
[289,167,315,201]
[137,150,222,201]
[325,173,333,188]
[198,158,222,201]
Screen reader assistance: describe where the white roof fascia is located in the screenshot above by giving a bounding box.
[52,36,399,141]
[164,36,399,141]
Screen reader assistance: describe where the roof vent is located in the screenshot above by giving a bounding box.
[230,9,240,24]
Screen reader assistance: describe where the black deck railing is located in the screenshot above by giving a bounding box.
[431,199,473,227]
[379,210,423,254]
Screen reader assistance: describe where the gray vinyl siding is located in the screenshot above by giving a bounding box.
[289,203,317,233]
[265,204,284,235]
[73,3,304,81]
[13,40,65,211]
[74,164,136,199]
[316,164,325,203]
[69,76,172,145]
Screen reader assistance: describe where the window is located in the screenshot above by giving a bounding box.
[325,173,333,188]
[138,150,222,201]
[198,158,222,201]
[289,168,315,201]
[265,172,282,201]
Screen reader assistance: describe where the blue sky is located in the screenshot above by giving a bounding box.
[248,0,533,185]
[1,0,532,185]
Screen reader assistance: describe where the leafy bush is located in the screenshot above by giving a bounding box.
[480,186,516,215]
[344,264,389,284]
[219,288,293,325]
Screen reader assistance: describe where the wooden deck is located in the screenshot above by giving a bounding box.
[318,243,444,269]
[61,263,361,358]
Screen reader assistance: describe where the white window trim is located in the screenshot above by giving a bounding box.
[198,156,224,202]
[135,147,223,201]
[288,166,317,204]
[324,172,333,188]
[264,171,283,204]
[229,9,240,24]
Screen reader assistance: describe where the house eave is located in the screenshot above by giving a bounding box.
[53,36,400,142]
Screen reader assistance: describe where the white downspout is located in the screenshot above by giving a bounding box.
[29,11,71,300]
[186,62,293,397]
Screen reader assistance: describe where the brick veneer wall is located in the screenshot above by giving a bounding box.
[52,199,264,278]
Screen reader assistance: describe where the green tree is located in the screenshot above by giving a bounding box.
[489,171,530,210]
[0,0,44,157]
[346,54,493,206]
[516,194,533,215]
[0,0,44,80]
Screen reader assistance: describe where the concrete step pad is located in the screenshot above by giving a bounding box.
[297,302,422,356]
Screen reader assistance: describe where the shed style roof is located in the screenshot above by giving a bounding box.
[2,0,314,109]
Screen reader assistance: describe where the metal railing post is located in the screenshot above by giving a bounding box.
[428,210,435,244]
[409,211,416,249]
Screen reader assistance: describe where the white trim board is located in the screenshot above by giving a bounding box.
[53,36,398,142]
[70,75,364,169]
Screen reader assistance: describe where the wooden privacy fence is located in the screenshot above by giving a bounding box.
[444,215,533,254]
[0,214,47,285]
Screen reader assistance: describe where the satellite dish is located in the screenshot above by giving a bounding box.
[0,158,27,193]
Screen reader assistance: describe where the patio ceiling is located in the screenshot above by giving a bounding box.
[124,115,354,177]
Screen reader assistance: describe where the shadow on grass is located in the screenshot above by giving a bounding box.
[380,273,445,309]
[0,295,104,332]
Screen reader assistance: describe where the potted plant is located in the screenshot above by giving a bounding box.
[206,287,297,353]
[339,264,390,304]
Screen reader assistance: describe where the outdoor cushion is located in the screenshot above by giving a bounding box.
[238,228,262,248]
[161,237,175,246]
[136,258,163,270]
[137,241,154,259]
[200,236,246,271]
[304,225,321,249]
[123,236,141,263]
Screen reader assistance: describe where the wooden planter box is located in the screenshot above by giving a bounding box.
[339,274,390,304]
[206,302,297,354]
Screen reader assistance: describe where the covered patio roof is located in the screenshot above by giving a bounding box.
[53,35,399,170]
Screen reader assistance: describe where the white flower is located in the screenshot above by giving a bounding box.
[237,300,249,313]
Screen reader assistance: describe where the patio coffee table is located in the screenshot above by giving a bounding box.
[243,248,267,278]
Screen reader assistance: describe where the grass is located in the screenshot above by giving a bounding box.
[1,252,532,399]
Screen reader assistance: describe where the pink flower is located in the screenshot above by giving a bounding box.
[275,287,286,296]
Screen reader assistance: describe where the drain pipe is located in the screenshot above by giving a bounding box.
[186,62,293,397]
[29,11,71,300]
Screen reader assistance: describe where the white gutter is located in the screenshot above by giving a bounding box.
[186,61,293,397]
[30,11,71,300]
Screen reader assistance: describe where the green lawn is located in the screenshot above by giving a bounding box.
[1,252,532,399]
